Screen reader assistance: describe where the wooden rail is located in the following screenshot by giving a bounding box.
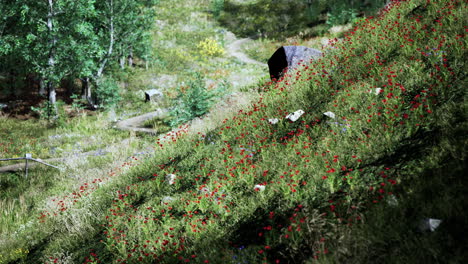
[0,154,60,178]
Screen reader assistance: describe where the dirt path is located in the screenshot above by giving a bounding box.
[227,38,267,67]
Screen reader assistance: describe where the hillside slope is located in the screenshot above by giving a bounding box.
[1,0,466,263]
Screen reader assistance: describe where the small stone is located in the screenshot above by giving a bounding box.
[375,88,382,95]
[419,218,442,232]
[254,184,265,192]
[428,218,442,231]
[323,111,336,119]
[161,196,174,204]
[386,194,398,207]
[268,118,279,125]
[166,174,176,185]
[285,110,304,122]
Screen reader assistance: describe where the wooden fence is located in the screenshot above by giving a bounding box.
[0,153,60,178]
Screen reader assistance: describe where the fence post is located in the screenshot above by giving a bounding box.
[25,153,32,178]
[0,154,60,176]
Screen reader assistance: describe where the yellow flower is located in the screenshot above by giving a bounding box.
[197,38,224,57]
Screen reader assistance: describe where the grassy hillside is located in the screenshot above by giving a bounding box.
[1,0,466,263]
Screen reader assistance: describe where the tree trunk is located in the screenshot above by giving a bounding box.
[81,77,92,99]
[47,80,58,118]
[47,0,58,117]
[96,0,114,79]
[128,47,133,67]
[119,55,125,69]
[39,78,46,96]
[81,77,95,109]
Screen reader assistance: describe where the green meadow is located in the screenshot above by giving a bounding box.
[0,0,466,263]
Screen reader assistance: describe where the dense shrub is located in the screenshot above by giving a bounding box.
[218,0,311,39]
[217,0,388,39]
[95,77,121,109]
[210,0,225,17]
[169,73,216,127]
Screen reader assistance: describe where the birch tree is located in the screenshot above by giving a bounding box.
[0,0,157,112]
[10,0,92,116]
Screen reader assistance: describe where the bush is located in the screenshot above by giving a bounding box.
[218,0,311,39]
[210,0,225,17]
[169,72,216,127]
[217,0,389,39]
[197,38,224,58]
[327,9,359,26]
[30,100,67,127]
[31,101,56,120]
[95,77,121,109]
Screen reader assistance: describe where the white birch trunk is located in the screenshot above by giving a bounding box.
[96,0,114,79]
[119,55,126,69]
[39,78,46,96]
[47,0,58,116]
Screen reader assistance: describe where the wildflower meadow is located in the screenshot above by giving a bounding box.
[0,0,466,263]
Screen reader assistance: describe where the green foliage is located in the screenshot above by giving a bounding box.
[325,0,360,26]
[169,73,215,127]
[0,247,29,264]
[30,101,56,120]
[70,94,87,115]
[0,0,157,110]
[211,0,225,17]
[30,100,67,127]
[95,78,121,109]
[218,0,310,39]
[1,0,467,263]
[218,0,388,39]
[142,116,172,134]
[327,8,359,26]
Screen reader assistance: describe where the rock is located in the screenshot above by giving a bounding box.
[268,46,322,80]
[375,88,382,95]
[419,218,442,232]
[268,118,279,125]
[145,89,164,103]
[161,196,175,205]
[253,184,265,192]
[323,111,336,119]
[166,174,176,185]
[386,194,398,207]
[285,110,304,122]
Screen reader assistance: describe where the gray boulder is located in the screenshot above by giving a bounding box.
[268,46,322,80]
[145,89,163,103]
